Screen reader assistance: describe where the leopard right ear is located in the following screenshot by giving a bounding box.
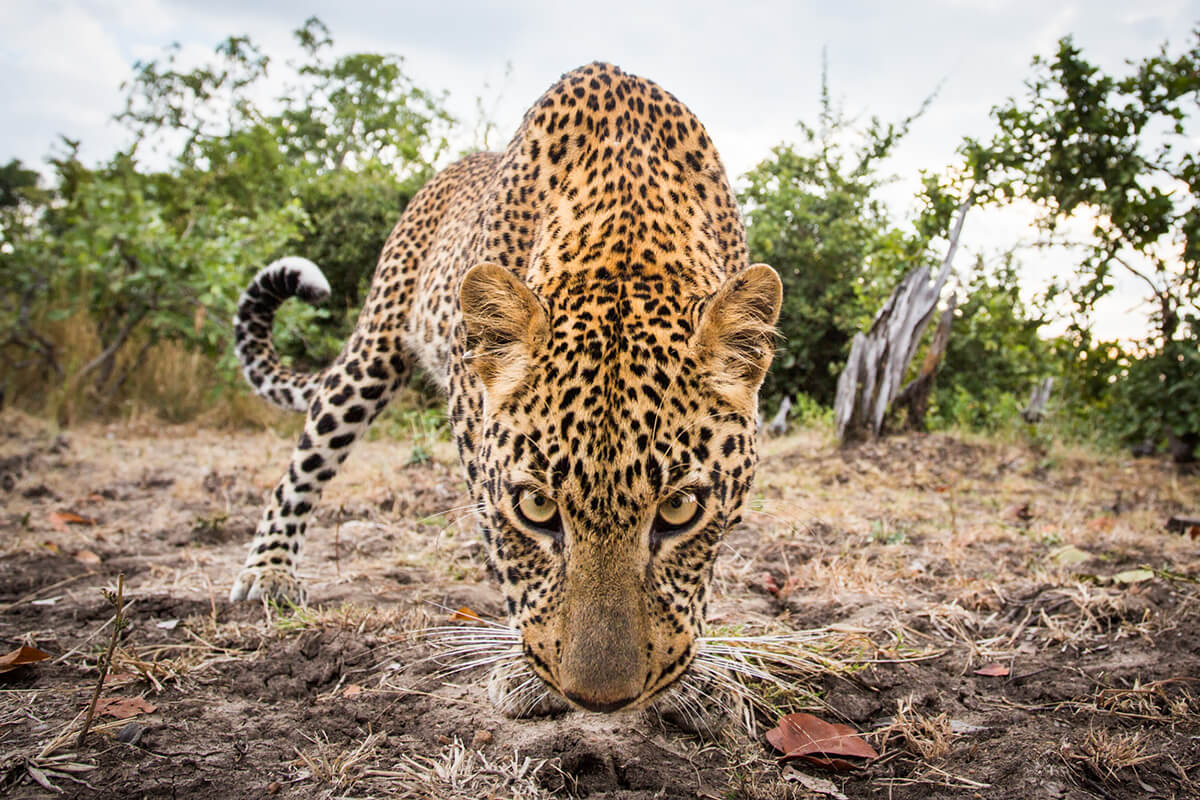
[459,263,549,397]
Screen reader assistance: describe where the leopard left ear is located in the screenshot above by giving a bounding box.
[459,263,549,399]
[694,264,782,410]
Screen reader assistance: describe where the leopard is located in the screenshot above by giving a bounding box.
[229,62,782,716]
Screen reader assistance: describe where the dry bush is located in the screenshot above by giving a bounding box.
[1063,725,1158,783]
[876,695,955,761]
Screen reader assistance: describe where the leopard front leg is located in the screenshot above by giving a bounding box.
[230,347,409,603]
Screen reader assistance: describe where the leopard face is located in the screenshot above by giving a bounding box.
[460,263,780,712]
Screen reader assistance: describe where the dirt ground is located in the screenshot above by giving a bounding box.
[1,410,1198,799]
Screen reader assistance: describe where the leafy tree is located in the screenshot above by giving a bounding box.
[1,144,303,408]
[281,17,453,172]
[0,18,453,418]
[116,18,454,366]
[930,254,1050,430]
[0,159,42,208]
[741,75,936,407]
[965,33,1200,459]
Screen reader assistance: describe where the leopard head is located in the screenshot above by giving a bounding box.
[459,261,781,712]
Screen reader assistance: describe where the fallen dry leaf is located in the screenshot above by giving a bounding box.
[342,684,364,698]
[781,766,848,799]
[1050,544,1091,566]
[761,571,782,596]
[974,662,1010,677]
[1008,502,1034,522]
[95,696,157,719]
[766,712,878,769]
[48,510,97,532]
[74,549,102,565]
[102,671,139,686]
[451,606,482,623]
[1112,568,1154,585]
[0,645,52,674]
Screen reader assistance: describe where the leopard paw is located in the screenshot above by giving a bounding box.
[229,566,307,605]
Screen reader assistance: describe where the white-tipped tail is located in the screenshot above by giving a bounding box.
[232,257,333,412]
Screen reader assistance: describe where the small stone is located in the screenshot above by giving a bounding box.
[471,729,493,747]
[267,781,281,795]
[116,722,146,745]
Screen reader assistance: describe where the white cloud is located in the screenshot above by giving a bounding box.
[0,2,137,167]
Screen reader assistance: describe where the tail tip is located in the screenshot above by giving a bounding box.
[263,256,332,304]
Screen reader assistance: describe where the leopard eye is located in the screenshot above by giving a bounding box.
[656,491,700,531]
[515,488,559,528]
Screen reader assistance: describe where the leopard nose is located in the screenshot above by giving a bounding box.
[563,690,639,713]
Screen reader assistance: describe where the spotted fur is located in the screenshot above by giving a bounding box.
[231,63,782,714]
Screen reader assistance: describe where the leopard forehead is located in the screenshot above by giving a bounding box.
[479,314,757,513]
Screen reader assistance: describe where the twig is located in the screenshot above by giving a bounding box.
[77,574,126,748]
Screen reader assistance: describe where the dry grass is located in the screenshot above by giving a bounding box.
[1063,725,1159,783]
[3,305,296,429]
[370,738,557,800]
[291,729,386,795]
[2,415,1197,798]
[876,695,955,761]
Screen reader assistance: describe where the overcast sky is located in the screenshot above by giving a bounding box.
[3,1,1197,340]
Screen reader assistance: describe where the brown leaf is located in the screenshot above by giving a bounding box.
[973,662,1010,677]
[0,645,52,673]
[48,510,96,532]
[797,755,863,771]
[766,713,878,765]
[102,671,139,686]
[95,696,156,719]
[761,571,781,597]
[74,549,102,565]
[451,606,482,623]
[342,684,363,698]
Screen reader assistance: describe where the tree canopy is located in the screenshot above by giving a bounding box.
[965,31,1200,458]
[0,19,1195,461]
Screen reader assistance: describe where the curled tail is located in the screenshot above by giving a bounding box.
[233,257,332,412]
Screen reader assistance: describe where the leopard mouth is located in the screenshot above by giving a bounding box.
[526,647,696,714]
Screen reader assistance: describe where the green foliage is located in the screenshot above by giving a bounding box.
[1,143,303,408]
[0,159,43,209]
[281,17,453,172]
[0,18,453,419]
[284,166,422,365]
[966,31,1200,458]
[741,71,937,407]
[930,254,1049,430]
